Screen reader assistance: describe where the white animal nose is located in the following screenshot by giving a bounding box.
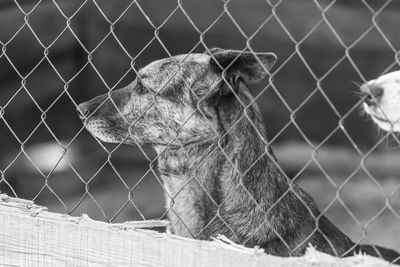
[360,83,384,106]
[77,102,92,119]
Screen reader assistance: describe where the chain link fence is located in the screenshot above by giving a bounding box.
[0,0,400,261]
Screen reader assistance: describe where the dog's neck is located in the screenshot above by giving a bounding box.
[155,88,321,254]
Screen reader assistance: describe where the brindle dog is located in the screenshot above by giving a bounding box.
[77,48,400,263]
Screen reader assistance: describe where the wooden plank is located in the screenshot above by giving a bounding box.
[0,194,390,266]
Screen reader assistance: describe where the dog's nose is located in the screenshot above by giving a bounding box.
[77,102,92,119]
[361,84,384,106]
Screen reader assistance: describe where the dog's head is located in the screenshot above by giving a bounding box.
[361,70,400,132]
[77,48,277,149]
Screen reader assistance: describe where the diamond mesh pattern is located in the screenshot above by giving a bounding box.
[0,0,399,259]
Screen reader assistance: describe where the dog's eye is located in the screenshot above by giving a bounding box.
[136,80,148,95]
[137,86,147,94]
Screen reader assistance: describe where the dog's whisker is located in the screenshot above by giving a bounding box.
[351,90,365,98]
[351,80,364,87]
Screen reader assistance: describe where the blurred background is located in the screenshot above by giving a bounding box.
[1,0,400,251]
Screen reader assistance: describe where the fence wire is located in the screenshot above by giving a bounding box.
[0,0,400,261]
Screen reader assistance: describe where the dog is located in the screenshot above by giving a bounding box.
[361,70,400,133]
[77,48,400,263]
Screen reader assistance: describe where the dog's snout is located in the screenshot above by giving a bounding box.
[77,102,93,119]
[361,84,384,106]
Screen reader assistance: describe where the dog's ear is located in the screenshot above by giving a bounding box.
[205,48,277,86]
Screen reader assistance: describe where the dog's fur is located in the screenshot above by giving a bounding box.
[77,48,400,263]
[361,70,400,132]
